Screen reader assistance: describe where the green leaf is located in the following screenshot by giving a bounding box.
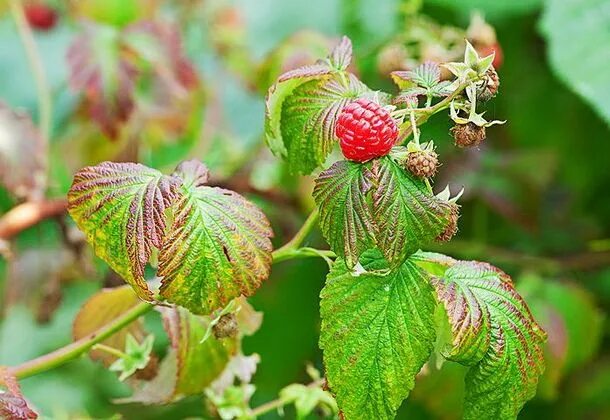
[120,306,237,404]
[73,285,147,367]
[416,253,546,419]
[273,73,368,174]
[312,160,376,268]
[320,252,437,419]
[426,0,541,17]
[370,156,451,267]
[314,157,450,269]
[158,160,273,314]
[68,162,179,300]
[541,0,610,125]
[328,36,352,71]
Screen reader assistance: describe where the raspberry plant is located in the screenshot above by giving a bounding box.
[0,5,549,416]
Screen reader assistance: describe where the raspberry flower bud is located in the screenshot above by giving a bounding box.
[336,98,399,162]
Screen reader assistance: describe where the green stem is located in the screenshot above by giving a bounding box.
[249,379,325,418]
[273,208,320,256]
[92,344,129,360]
[398,81,470,143]
[10,302,153,380]
[273,247,335,264]
[409,110,419,145]
[8,210,329,381]
[9,0,52,145]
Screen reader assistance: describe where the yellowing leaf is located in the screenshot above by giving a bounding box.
[416,252,547,419]
[68,162,179,300]
[159,160,273,314]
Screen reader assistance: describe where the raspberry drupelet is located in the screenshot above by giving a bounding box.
[335,98,399,162]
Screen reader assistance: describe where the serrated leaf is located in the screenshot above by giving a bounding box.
[370,156,451,267]
[399,61,441,89]
[264,66,333,158]
[314,157,450,268]
[312,160,376,268]
[158,160,273,314]
[67,20,199,139]
[0,103,46,200]
[541,0,610,125]
[68,162,179,300]
[73,285,147,367]
[417,253,546,419]
[320,251,437,419]
[274,73,369,174]
[328,36,352,71]
[120,306,237,404]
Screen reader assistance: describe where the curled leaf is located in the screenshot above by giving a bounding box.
[416,253,547,419]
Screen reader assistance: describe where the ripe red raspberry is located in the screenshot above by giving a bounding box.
[336,98,398,162]
[24,3,58,31]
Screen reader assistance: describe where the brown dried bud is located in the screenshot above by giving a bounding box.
[451,123,486,148]
[436,203,460,242]
[134,353,159,380]
[478,66,500,101]
[406,150,439,178]
[213,313,239,339]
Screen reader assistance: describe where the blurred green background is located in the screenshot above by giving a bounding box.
[1,0,609,418]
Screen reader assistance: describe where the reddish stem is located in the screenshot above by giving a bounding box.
[0,198,68,239]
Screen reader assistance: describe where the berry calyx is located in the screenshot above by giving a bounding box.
[436,203,460,242]
[24,3,58,31]
[451,122,486,148]
[478,66,500,101]
[406,150,438,178]
[476,42,503,69]
[336,98,399,162]
[212,313,239,339]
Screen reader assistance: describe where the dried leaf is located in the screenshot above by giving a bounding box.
[0,368,38,419]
